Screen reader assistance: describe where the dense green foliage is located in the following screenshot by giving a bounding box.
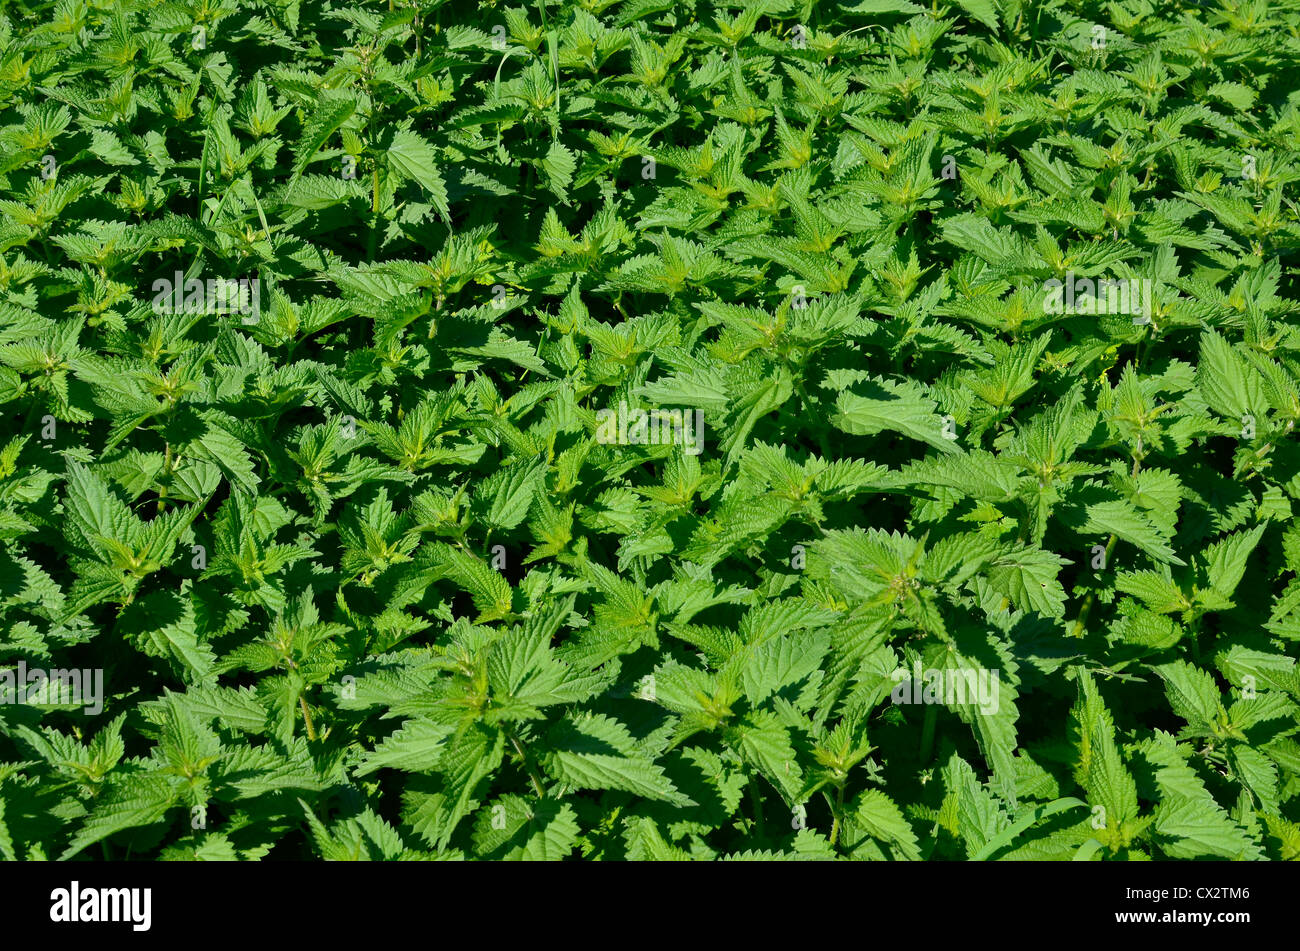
[1,0,1299,861]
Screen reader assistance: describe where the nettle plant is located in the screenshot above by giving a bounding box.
[0,0,1299,862]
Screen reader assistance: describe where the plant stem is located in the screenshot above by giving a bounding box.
[368,167,381,262]
[829,783,846,847]
[1070,533,1118,638]
[298,695,317,740]
[507,730,545,798]
[920,703,938,763]
[748,783,765,838]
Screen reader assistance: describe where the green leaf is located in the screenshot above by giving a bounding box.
[386,130,450,222]
[832,378,960,453]
[356,719,456,776]
[852,789,922,860]
[1197,329,1266,421]
[951,0,1000,32]
[542,713,691,805]
[60,775,179,860]
[1153,660,1223,730]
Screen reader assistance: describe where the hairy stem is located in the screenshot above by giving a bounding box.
[298,695,317,741]
[1070,533,1118,638]
[920,703,938,763]
[507,730,545,799]
[829,783,847,848]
